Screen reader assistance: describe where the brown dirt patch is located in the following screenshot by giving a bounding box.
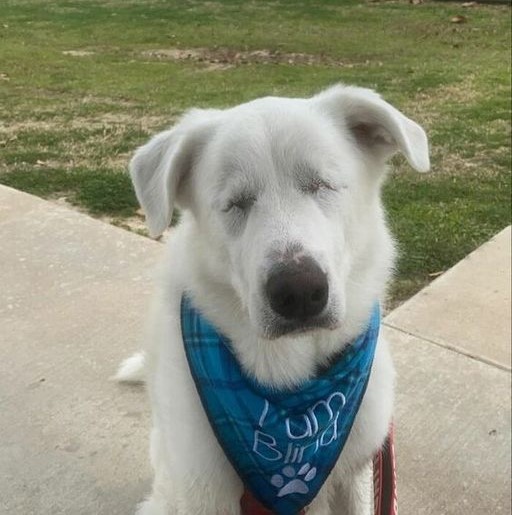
[140,47,372,70]
[0,113,171,171]
[403,75,480,127]
[62,50,95,57]
[0,113,168,135]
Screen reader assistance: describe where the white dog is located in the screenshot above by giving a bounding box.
[117,84,429,515]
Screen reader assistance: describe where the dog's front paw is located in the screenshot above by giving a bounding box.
[136,498,168,515]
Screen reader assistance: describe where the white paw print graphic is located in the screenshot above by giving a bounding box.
[270,463,317,497]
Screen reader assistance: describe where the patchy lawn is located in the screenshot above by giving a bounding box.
[0,0,510,305]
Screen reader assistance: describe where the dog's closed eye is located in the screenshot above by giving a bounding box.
[223,194,256,213]
[301,178,337,195]
[296,164,338,196]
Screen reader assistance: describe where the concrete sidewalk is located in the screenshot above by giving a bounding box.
[1,185,510,515]
[384,225,511,514]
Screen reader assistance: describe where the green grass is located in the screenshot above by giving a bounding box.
[0,166,139,216]
[0,0,510,304]
[385,166,510,301]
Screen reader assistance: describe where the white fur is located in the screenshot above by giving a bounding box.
[114,351,146,383]
[119,84,429,514]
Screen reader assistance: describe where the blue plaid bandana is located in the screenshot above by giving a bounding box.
[181,296,380,515]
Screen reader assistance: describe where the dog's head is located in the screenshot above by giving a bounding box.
[130,85,429,340]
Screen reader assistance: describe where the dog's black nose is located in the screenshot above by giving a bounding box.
[265,258,328,321]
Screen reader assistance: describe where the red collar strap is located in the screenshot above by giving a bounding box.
[241,426,396,515]
[240,490,305,515]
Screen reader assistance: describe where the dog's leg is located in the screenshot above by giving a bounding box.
[303,476,335,515]
[306,493,333,515]
[135,428,172,515]
[140,478,242,515]
[332,464,372,515]
[141,426,243,515]
[136,498,168,515]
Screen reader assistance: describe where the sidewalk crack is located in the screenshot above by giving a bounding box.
[382,322,511,373]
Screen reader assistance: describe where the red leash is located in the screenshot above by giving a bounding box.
[373,426,398,515]
[241,427,397,515]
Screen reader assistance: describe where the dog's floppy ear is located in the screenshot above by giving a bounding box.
[315,85,429,172]
[130,109,221,237]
